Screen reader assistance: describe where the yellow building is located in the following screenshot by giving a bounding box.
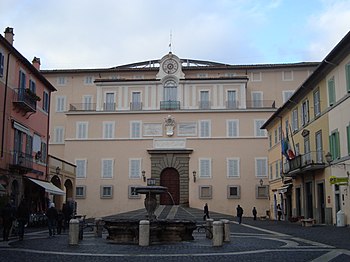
[262,31,350,225]
[42,53,317,218]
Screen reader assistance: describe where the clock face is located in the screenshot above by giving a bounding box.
[162,59,178,74]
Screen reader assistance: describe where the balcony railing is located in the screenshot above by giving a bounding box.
[226,100,239,109]
[69,103,97,111]
[246,100,275,109]
[104,102,116,111]
[283,151,326,175]
[130,102,143,111]
[12,88,37,112]
[160,101,180,110]
[10,151,33,171]
[199,100,211,109]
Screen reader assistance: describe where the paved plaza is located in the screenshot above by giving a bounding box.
[1,207,350,261]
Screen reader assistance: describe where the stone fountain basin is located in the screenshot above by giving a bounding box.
[104,218,196,244]
[133,185,168,194]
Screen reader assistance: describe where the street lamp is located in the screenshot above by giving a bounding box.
[193,171,196,183]
[259,179,264,186]
[142,170,146,182]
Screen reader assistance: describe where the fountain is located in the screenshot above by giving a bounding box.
[103,185,197,244]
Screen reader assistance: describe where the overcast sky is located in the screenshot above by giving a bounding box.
[1,0,350,69]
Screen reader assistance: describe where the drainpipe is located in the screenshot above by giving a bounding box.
[1,52,11,157]
[45,91,52,181]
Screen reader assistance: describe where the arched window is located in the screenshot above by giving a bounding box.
[164,80,177,101]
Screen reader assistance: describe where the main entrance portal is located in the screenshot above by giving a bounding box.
[160,168,180,205]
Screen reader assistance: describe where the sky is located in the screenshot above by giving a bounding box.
[1,0,350,69]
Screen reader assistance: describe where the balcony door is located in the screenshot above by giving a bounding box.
[164,80,177,101]
[105,92,115,111]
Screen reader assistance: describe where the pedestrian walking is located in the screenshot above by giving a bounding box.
[16,199,30,240]
[1,200,16,241]
[252,207,257,220]
[46,203,58,237]
[203,203,210,220]
[277,204,282,221]
[236,205,243,224]
[57,209,64,235]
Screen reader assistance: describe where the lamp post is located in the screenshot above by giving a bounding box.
[142,170,146,182]
[259,179,264,186]
[193,171,196,183]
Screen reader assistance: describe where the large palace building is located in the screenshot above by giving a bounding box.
[42,53,317,218]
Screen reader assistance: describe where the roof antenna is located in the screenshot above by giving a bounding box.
[169,30,172,53]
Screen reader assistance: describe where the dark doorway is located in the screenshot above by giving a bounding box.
[160,168,180,205]
[317,183,325,223]
[305,182,313,218]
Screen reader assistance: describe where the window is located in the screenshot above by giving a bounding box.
[0,50,4,77]
[254,120,266,137]
[129,159,141,179]
[315,131,323,163]
[54,127,64,143]
[199,158,211,178]
[130,121,141,138]
[255,158,268,177]
[199,90,210,109]
[57,76,66,86]
[199,185,212,199]
[256,185,269,199]
[282,70,293,81]
[274,129,278,144]
[227,90,238,109]
[278,125,282,142]
[328,77,336,106]
[197,73,208,78]
[104,92,115,111]
[76,159,87,178]
[131,92,142,110]
[29,79,36,93]
[25,134,32,156]
[251,92,263,108]
[227,158,240,178]
[19,70,26,89]
[83,95,93,110]
[304,135,311,164]
[275,161,279,178]
[128,185,141,199]
[102,159,113,178]
[199,120,211,138]
[269,165,273,180]
[312,89,321,117]
[178,122,197,136]
[84,76,94,85]
[41,142,47,163]
[100,185,113,198]
[251,72,261,81]
[43,91,49,112]
[56,96,66,112]
[164,80,177,101]
[329,130,340,160]
[292,108,298,131]
[227,185,240,199]
[76,122,88,139]
[301,99,309,126]
[103,121,115,139]
[346,63,350,93]
[347,124,350,155]
[283,90,294,103]
[269,134,272,148]
[227,120,239,137]
[76,186,86,198]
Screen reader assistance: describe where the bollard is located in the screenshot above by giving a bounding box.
[206,218,214,239]
[139,220,150,246]
[94,218,103,238]
[69,219,80,245]
[221,219,231,242]
[212,221,223,247]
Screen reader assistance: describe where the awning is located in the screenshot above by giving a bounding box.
[28,178,65,195]
[277,183,292,193]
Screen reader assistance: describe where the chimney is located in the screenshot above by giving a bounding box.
[32,57,41,70]
[4,27,14,45]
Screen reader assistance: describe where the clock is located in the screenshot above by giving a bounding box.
[162,59,178,74]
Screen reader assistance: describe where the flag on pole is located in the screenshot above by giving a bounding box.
[281,132,295,160]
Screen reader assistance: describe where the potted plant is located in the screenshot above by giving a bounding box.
[25,88,41,101]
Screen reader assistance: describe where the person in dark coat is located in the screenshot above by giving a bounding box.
[1,201,16,241]
[46,203,58,236]
[252,207,257,220]
[57,209,64,235]
[62,203,72,230]
[277,204,282,221]
[203,203,210,220]
[17,199,30,240]
[236,205,243,224]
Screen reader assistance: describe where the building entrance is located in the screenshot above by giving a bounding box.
[160,168,180,205]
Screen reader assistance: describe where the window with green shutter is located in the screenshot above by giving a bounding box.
[328,77,336,106]
[346,64,350,93]
[329,130,340,160]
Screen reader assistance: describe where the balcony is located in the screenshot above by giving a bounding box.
[12,88,37,113]
[160,101,180,110]
[226,100,239,109]
[69,103,97,111]
[130,102,143,111]
[9,151,33,172]
[283,151,326,176]
[199,100,211,109]
[246,100,275,109]
[104,102,116,111]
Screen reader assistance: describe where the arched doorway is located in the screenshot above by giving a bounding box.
[64,179,73,202]
[51,175,63,209]
[160,168,180,205]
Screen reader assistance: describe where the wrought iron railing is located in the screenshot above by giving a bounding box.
[226,100,239,109]
[13,88,37,112]
[283,151,325,174]
[246,100,275,109]
[130,102,142,111]
[160,101,180,110]
[199,101,211,109]
[11,151,33,170]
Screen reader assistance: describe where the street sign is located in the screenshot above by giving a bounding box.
[329,176,349,185]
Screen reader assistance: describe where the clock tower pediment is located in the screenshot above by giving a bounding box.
[157,52,185,80]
